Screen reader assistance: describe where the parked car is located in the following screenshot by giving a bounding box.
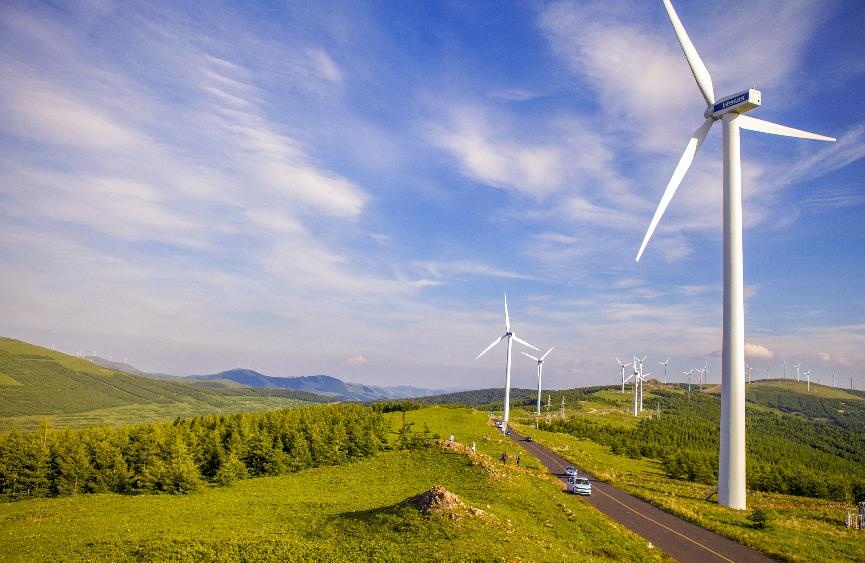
[564,466,577,476]
[567,476,592,496]
[525,436,533,442]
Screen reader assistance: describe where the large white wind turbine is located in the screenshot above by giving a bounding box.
[636,0,836,510]
[476,293,538,434]
[523,347,555,416]
[793,362,802,383]
[635,355,648,412]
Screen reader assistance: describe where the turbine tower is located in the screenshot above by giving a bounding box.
[659,358,670,384]
[804,369,812,392]
[793,362,802,383]
[745,363,753,384]
[635,355,647,412]
[523,347,555,416]
[617,357,633,394]
[476,293,538,434]
[636,0,835,510]
[782,360,787,380]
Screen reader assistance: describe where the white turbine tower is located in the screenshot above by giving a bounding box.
[782,360,787,380]
[635,355,647,412]
[523,347,555,416]
[659,358,670,384]
[793,362,802,383]
[745,363,753,384]
[804,369,812,392]
[617,357,633,394]
[476,293,538,434]
[636,0,835,510]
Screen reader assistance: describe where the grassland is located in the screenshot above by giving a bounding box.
[0,407,665,562]
[511,406,865,562]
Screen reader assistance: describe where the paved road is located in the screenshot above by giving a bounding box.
[507,429,774,563]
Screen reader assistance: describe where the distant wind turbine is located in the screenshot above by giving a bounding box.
[523,347,555,416]
[745,363,753,384]
[635,356,647,412]
[635,0,835,511]
[793,362,802,383]
[617,357,633,394]
[684,368,694,394]
[476,293,538,434]
[659,358,670,384]
[804,369,812,392]
[782,360,787,380]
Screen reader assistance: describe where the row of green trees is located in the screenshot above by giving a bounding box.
[541,390,865,502]
[0,404,389,500]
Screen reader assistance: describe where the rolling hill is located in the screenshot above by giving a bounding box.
[188,368,443,401]
[0,337,330,428]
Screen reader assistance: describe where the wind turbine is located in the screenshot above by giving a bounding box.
[804,369,812,392]
[782,360,787,380]
[617,357,633,394]
[476,293,538,434]
[635,355,647,411]
[523,347,555,416]
[745,363,753,384]
[635,0,835,510]
[696,363,708,391]
[684,368,694,394]
[659,358,670,384]
[793,362,802,383]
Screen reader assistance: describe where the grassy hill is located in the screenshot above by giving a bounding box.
[0,337,329,429]
[0,406,662,562]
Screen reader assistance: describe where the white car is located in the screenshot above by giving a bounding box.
[568,476,592,496]
[564,466,578,477]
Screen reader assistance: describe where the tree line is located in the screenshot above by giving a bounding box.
[541,390,865,503]
[0,403,389,501]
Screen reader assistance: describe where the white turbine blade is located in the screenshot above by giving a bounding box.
[616,357,625,367]
[636,117,713,262]
[476,334,505,359]
[504,292,511,331]
[512,335,539,351]
[662,0,715,105]
[541,346,555,361]
[521,351,540,362]
[738,115,835,142]
[623,374,635,383]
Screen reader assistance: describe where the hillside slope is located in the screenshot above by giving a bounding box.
[0,338,327,423]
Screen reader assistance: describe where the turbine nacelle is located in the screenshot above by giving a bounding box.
[706,89,761,119]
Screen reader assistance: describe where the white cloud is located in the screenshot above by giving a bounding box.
[745,342,774,359]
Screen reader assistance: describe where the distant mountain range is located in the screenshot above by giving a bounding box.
[86,356,446,402]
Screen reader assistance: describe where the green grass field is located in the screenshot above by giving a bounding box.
[0,407,665,562]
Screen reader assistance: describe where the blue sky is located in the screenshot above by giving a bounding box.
[1,0,864,391]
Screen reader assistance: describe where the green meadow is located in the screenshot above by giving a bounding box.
[0,407,664,562]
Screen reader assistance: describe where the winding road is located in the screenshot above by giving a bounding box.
[507,429,774,562]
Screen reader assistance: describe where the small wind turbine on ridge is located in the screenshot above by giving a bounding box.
[476,293,538,434]
[659,358,670,384]
[635,0,835,510]
[523,347,555,416]
[617,357,633,394]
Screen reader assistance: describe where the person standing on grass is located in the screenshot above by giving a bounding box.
[501,452,507,464]
[516,454,520,466]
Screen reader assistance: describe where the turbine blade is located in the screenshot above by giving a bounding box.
[636,117,714,261]
[521,351,539,361]
[541,346,555,361]
[476,334,505,359]
[662,0,715,105]
[504,292,510,331]
[738,115,835,142]
[616,357,624,367]
[512,335,539,351]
